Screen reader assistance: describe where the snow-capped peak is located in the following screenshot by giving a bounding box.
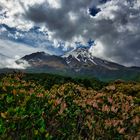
[62,47,97,64]
[63,47,90,58]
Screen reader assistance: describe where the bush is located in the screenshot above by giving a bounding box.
[0,73,140,139]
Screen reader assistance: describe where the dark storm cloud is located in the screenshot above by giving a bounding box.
[24,0,93,41]
[23,0,140,66]
[88,0,140,66]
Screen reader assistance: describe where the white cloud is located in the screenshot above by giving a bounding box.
[0,39,39,57]
[89,41,105,59]
[47,0,61,9]
[0,0,44,31]
[0,58,30,69]
[0,52,30,69]
[0,38,41,69]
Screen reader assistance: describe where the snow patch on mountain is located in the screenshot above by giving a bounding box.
[62,47,97,65]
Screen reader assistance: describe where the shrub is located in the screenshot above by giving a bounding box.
[0,73,140,139]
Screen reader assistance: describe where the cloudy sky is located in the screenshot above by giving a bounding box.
[0,0,140,68]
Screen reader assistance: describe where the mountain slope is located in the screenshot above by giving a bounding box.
[17,48,140,81]
[21,51,68,69]
[62,47,124,71]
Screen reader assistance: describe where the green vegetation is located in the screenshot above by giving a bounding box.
[0,73,140,140]
[23,73,106,90]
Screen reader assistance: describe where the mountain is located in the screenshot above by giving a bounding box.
[17,48,140,81]
[20,51,68,70]
[62,47,124,71]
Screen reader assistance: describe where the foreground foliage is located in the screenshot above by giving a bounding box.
[0,73,140,140]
